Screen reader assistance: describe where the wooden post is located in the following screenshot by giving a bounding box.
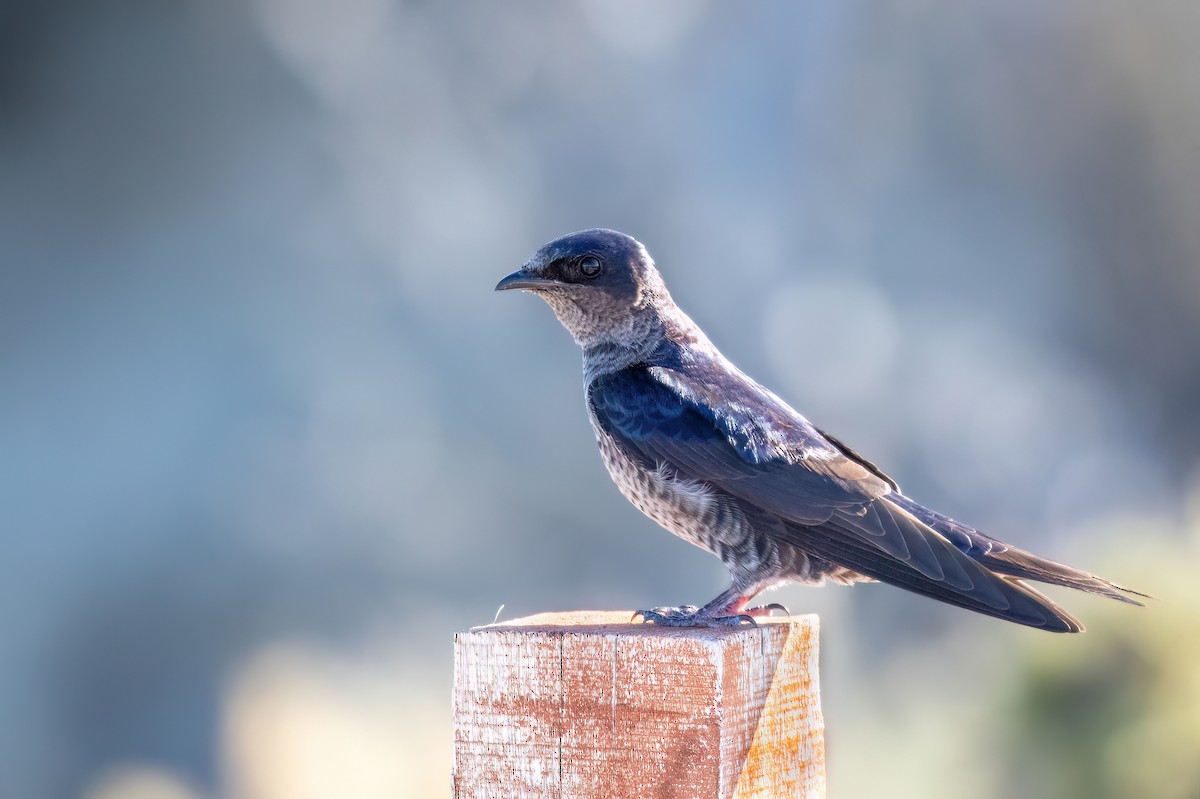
[452,610,824,799]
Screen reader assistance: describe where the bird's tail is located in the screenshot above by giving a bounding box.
[887,494,1147,607]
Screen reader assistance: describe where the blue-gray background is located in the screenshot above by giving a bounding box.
[4,2,1199,798]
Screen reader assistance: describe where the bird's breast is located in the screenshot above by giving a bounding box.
[589,417,762,569]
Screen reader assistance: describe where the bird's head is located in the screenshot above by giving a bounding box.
[495,229,673,349]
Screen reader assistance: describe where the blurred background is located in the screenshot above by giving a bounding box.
[3,1,1199,797]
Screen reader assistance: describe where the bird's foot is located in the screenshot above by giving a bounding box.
[632,586,790,628]
[632,606,756,627]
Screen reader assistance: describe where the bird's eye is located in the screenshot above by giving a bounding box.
[579,255,602,277]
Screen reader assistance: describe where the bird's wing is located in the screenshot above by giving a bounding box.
[588,365,1083,631]
[588,365,891,524]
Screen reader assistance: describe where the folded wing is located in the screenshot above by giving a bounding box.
[588,365,1092,632]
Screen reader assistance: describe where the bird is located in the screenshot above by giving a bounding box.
[495,228,1145,632]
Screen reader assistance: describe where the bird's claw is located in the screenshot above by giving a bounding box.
[631,605,694,622]
[745,602,790,617]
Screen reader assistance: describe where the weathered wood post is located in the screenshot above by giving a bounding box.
[452,610,824,798]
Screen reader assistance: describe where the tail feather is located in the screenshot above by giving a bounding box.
[977,546,1146,606]
[784,517,1085,632]
[888,494,1146,606]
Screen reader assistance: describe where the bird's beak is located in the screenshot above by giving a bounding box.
[495,268,555,292]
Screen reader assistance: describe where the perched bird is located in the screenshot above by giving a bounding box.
[496,229,1144,632]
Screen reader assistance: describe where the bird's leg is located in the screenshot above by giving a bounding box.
[633,584,787,627]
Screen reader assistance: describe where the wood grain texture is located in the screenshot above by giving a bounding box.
[453,611,824,799]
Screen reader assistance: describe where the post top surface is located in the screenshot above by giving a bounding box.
[467,610,819,640]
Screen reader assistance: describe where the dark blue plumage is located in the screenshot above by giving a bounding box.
[497,229,1144,632]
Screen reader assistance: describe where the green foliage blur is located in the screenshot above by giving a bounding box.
[999,526,1200,799]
